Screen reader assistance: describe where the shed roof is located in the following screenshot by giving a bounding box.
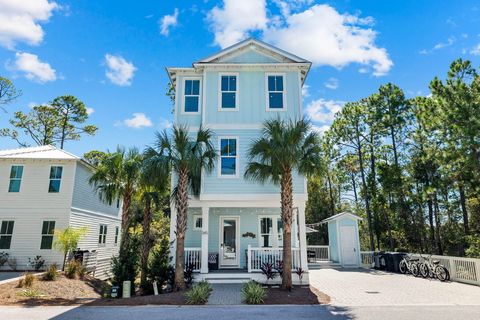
[321,212,363,224]
[0,145,80,160]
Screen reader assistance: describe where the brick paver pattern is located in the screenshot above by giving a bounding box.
[207,284,244,305]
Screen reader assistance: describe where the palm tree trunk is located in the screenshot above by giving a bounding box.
[140,196,153,290]
[174,168,189,290]
[281,168,293,290]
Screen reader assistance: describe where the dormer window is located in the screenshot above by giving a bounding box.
[266,74,286,110]
[183,78,201,113]
[219,74,238,110]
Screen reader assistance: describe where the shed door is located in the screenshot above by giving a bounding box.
[340,226,358,266]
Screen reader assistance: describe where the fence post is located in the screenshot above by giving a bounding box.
[475,260,480,286]
[247,245,252,273]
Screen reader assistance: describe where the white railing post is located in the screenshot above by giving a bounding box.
[476,260,480,285]
[200,207,209,274]
[247,245,252,273]
[297,206,308,271]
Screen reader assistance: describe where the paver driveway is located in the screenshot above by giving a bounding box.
[309,268,480,306]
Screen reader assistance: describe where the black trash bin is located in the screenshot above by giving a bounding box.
[208,253,218,271]
[390,252,406,273]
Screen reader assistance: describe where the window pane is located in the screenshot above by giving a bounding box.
[42,221,48,234]
[6,221,14,234]
[185,80,192,95]
[275,76,283,91]
[268,76,276,91]
[269,92,283,109]
[0,236,12,249]
[49,180,61,193]
[192,80,200,95]
[10,166,23,179]
[221,157,236,175]
[50,166,62,179]
[221,92,236,109]
[185,96,199,112]
[0,222,6,234]
[229,76,236,91]
[40,236,53,249]
[47,221,55,234]
[260,217,272,234]
[220,139,229,156]
[8,180,21,192]
[195,217,202,229]
[228,139,236,156]
[221,76,229,91]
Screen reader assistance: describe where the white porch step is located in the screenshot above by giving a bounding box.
[196,272,253,284]
[308,261,341,269]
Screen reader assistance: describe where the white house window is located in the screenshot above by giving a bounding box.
[8,165,23,192]
[48,166,63,193]
[259,216,283,248]
[0,221,14,249]
[193,215,203,230]
[220,75,238,110]
[114,226,119,245]
[219,138,238,176]
[267,75,285,110]
[99,224,107,245]
[40,221,55,249]
[184,79,200,113]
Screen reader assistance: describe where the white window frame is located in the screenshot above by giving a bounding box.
[218,136,239,178]
[193,215,203,231]
[48,165,63,193]
[265,73,287,111]
[8,164,23,193]
[258,215,283,248]
[40,220,55,250]
[182,77,202,115]
[218,73,239,111]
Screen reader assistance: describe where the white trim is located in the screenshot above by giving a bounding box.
[181,77,202,115]
[218,136,240,178]
[218,72,239,111]
[265,73,287,112]
[200,207,209,273]
[208,123,262,130]
[199,193,307,202]
[70,207,122,221]
[193,214,203,231]
[219,215,240,268]
[201,71,207,123]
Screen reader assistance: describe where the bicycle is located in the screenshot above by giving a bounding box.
[399,254,420,277]
[418,254,450,282]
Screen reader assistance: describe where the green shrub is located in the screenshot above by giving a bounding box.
[184,280,212,305]
[42,264,58,281]
[17,289,43,298]
[28,255,45,271]
[0,252,9,267]
[65,260,81,279]
[146,244,174,294]
[77,263,86,279]
[241,281,266,304]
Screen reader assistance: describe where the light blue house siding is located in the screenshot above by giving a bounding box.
[328,222,339,263]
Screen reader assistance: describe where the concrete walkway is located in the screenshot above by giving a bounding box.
[207,284,243,305]
[309,268,480,306]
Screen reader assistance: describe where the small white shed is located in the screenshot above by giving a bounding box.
[321,212,362,267]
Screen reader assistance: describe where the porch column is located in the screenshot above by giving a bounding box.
[200,206,209,274]
[298,205,309,271]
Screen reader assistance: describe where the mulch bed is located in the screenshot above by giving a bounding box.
[264,286,330,305]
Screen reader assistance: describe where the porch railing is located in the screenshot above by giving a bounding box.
[360,251,374,268]
[184,247,201,272]
[306,245,330,261]
[247,245,301,272]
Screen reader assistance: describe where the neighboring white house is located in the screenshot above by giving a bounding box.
[0,145,121,279]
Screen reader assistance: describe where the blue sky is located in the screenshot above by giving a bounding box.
[0,0,479,156]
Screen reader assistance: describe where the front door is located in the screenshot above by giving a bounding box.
[340,226,358,266]
[219,217,239,267]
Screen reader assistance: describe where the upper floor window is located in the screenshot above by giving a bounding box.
[40,221,55,249]
[99,224,107,245]
[220,74,238,110]
[0,221,14,249]
[48,166,63,193]
[219,138,238,177]
[267,75,285,110]
[184,79,200,113]
[8,165,23,192]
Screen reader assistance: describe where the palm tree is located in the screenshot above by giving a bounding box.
[89,147,143,250]
[245,118,320,290]
[145,126,216,290]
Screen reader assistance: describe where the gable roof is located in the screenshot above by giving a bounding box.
[321,212,363,223]
[195,38,310,65]
[0,145,80,160]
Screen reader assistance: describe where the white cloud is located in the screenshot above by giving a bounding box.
[104,54,136,86]
[159,8,179,36]
[470,44,480,56]
[0,0,58,49]
[207,2,392,76]
[159,118,172,130]
[420,37,456,54]
[305,98,344,123]
[324,77,339,90]
[207,0,267,48]
[10,52,56,83]
[86,107,94,115]
[123,113,152,128]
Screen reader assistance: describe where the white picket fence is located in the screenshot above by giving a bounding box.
[247,245,301,272]
[360,251,480,286]
[306,245,330,261]
[184,247,201,272]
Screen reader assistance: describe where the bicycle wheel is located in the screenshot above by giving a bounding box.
[419,263,429,278]
[435,266,449,282]
[399,260,407,274]
[411,263,420,277]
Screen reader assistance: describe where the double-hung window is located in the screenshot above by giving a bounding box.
[220,74,238,110]
[99,224,107,245]
[40,221,55,249]
[184,79,200,113]
[8,165,23,192]
[0,221,14,249]
[114,226,119,246]
[259,217,284,248]
[219,138,238,177]
[193,215,203,231]
[48,166,63,193]
[267,74,285,110]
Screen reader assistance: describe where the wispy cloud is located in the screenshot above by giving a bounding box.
[419,36,456,54]
[324,77,339,90]
[159,8,179,36]
[470,43,480,56]
[104,54,136,86]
